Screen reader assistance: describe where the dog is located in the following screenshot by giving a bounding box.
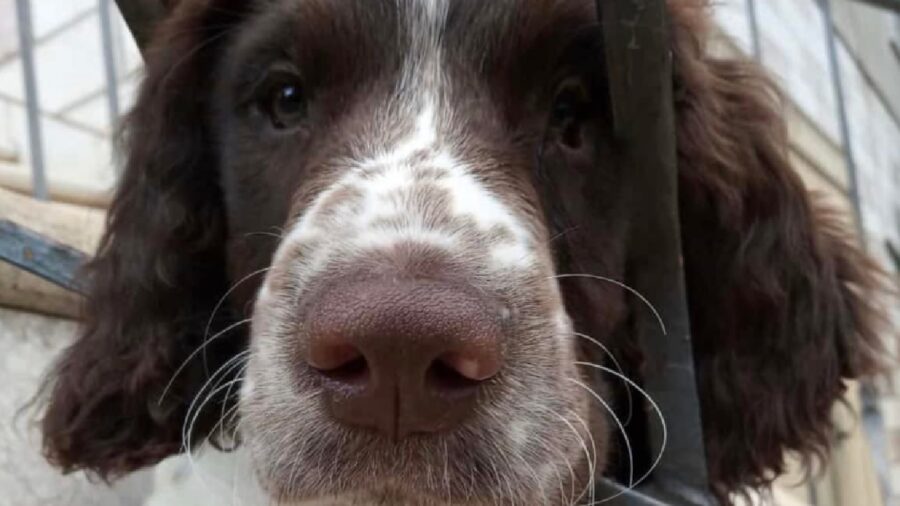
[39,0,888,504]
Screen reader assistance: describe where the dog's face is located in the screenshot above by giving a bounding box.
[40,0,889,504]
[219,2,610,502]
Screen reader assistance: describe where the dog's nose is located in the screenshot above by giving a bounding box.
[306,279,504,438]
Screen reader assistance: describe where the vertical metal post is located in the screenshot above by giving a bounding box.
[820,0,866,245]
[821,2,887,504]
[746,0,762,60]
[596,0,714,503]
[14,0,48,200]
[98,0,122,140]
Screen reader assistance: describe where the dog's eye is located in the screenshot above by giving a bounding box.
[258,74,307,130]
[550,79,590,148]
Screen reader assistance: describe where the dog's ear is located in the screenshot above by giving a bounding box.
[668,2,890,499]
[41,1,250,479]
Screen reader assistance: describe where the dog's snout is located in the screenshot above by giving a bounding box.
[306,279,504,438]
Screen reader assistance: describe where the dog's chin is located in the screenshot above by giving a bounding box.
[254,450,588,506]
[264,479,498,506]
[247,436,582,506]
[280,485,553,506]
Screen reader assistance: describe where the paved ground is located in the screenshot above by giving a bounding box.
[0,307,152,506]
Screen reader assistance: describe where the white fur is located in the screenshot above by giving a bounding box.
[270,0,536,283]
[362,103,438,168]
[144,448,265,506]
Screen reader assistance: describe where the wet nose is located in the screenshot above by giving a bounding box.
[305,279,504,438]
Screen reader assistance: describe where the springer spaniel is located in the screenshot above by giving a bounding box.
[40,0,889,504]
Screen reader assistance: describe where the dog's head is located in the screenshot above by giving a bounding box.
[41,0,888,503]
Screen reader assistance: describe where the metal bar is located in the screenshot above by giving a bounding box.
[595,479,671,506]
[14,0,49,200]
[98,0,122,138]
[0,89,110,138]
[819,0,866,246]
[114,0,168,52]
[0,7,95,67]
[0,220,88,293]
[746,0,762,60]
[596,0,713,504]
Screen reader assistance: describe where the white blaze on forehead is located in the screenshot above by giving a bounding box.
[437,167,535,269]
[269,0,537,281]
[363,102,438,168]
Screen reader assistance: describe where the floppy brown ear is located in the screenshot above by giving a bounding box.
[668,1,890,499]
[41,0,250,479]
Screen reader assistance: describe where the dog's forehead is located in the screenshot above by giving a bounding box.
[249,0,596,64]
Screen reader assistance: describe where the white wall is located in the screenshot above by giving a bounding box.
[713,0,900,271]
[0,0,142,197]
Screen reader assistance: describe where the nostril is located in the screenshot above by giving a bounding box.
[439,351,502,382]
[308,342,369,385]
[427,359,483,394]
[427,351,501,395]
[319,356,369,386]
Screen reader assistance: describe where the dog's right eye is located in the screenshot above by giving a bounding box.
[256,72,307,130]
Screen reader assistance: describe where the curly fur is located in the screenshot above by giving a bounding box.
[669,2,888,499]
[40,0,251,478]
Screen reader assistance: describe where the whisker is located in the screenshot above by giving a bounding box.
[575,362,668,504]
[568,331,635,426]
[180,352,249,500]
[545,450,568,506]
[559,449,577,506]
[201,267,272,373]
[553,411,595,506]
[569,409,599,506]
[158,318,252,405]
[183,351,251,452]
[548,226,579,245]
[567,378,634,498]
[480,408,541,505]
[189,377,243,450]
[214,361,248,451]
[215,403,242,451]
[180,355,251,498]
[550,274,667,335]
[243,226,285,241]
[186,378,244,497]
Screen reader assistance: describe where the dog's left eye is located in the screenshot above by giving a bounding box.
[550,79,590,149]
[256,73,307,130]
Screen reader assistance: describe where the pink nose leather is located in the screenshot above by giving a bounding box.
[306,279,505,438]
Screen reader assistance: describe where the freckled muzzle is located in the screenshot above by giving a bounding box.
[303,278,506,439]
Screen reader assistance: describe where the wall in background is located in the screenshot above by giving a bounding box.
[0,0,142,202]
[714,1,900,505]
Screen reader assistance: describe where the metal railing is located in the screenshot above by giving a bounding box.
[9,0,128,201]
